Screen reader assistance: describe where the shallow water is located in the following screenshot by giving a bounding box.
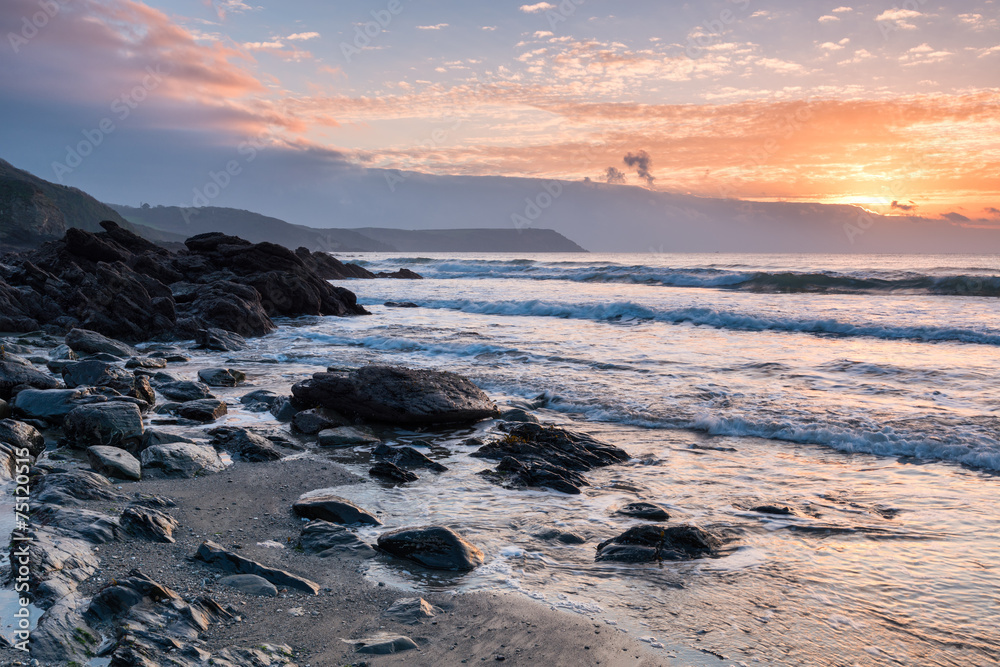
[5,251,1000,665]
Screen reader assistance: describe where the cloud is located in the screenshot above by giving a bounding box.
[818,15,839,23]
[623,150,654,186]
[891,200,917,212]
[978,45,1000,58]
[986,207,1000,217]
[875,8,922,30]
[832,6,853,13]
[819,42,844,51]
[534,31,554,38]
[482,26,497,31]
[900,44,953,66]
[417,24,449,30]
[286,32,320,41]
[941,211,970,222]
[838,48,873,65]
[604,166,626,184]
[243,40,284,50]
[520,2,556,13]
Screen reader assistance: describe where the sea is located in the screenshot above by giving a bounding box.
[5,252,1000,666]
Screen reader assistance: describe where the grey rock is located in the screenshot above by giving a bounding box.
[0,358,59,400]
[0,417,45,457]
[125,356,167,369]
[176,398,228,422]
[533,529,587,544]
[86,445,141,481]
[0,397,9,419]
[63,402,144,449]
[293,492,381,525]
[353,634,419,655]
[499,408,540,423]
[376,525,484,571]
[219,574,278,597]
[195,540,320,594]
[33,470,127,506]
[61,359,131,388]
[49,344,77,361]
[13,388,103,423]
[198,367,246,387]
[157,380,214,402]
[240,389,279,409]
[299,520,376,558]
[208,426,282,462]
[65,328,137,358]
[33,505,119,544]
[595,525,722,563]
[292,406,348,434]
[372,443,448,472]
[137,429,197,455]
[141,442,225,478]
[383,597,442,625]
[291,365,499,426]
[270,395,300,422]
[369,460,418,484]
[317,425,380,447]
[195,327,248,351]
[616,501,670,522]
[120,506,178,543]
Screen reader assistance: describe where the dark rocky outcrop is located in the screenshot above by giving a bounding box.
[208,426,282,462]
[299,520,376,558]
[318,425,380,447]
[473,423,630,494]
[65,328,137,357]
[198,367,246,387]
[292,406,349,434]
[293,492,381,525]
[0,357,59,400]
[0,221,368,342]
[63,402,144,449]
[292,365,499,426]
[595,525,722,563]
[0,417,45,457]
[377,268,423,279]
[175,397,228,422]
[369,460,419,483]
[377,525,485,571]
[119,505,178,542]
[372,443,448,472]
[616,501,670,521]
[157,379,214,401]
[195,326,247,351]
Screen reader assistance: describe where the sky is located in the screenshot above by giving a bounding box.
[1,0,998,227]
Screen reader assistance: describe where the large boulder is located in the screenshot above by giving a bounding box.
[156,380,214,402]
[299,520,376,558]
[140,442,225,478]
[194,327,247,351]
[198,367,246,387]
[616,502,670,522]
[65,329,137,358]
[292,492,381,525]
[63,402,144,449]
[291,366,499,426]
[595,525,722,563]
[12,388,100,423]
[194,540,319,594]
[86,446,142,481]
[0,358,59,400]
[372,443,448,472]
[376,526,484,571]
[175,398,228,422]
[61,359,133,388]
[318,425,380,448]
[208,426,282,462]
[0,418,45,457]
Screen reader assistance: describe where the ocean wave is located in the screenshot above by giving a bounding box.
[413,299,1000,345]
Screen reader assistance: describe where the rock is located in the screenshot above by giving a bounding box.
[0,417,45,456]
[49,344,77,361]
[616,501,670,522]
[61,359,132,388]
[0,397,9,419]
[317,425,380,447]
[33,470,128,506]
[63,402,144,449]
[120,506,178,542]
[352,634,420,654]
[369,460,419,483]
[377,268,423,279]
[219,574,278,597]
[208,426,282,462]
[0,358,59,400]
[299,520,376,558]
[480,455,588,494]
[383,597,442,624]
[86,445,141,480]
[270,394,300,421]
[474,422,630,472]
[65,328,137,358]
[31,504,120,544]
[384,301,419,308]
[198,367,246,387]
[12,387,100,423]
[372,443,448,472]
[595,525,722,563]
[293,492,381,525]
[240,389,279,409]
[292,365,499,426]
[157,379,214,401]
[376,526,484,571]
[195,540,320,594]
[176,398,228,422]
[499,408,539,423]
[533,529,586,544]
[140,442,225,478]
[750,505,795,515]
[125,356,167,369]
[137,429,197,454]
[292,406,348,434]
[194,327,248,351]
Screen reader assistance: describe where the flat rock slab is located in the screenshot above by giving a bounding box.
[616,501,670,522]
[349,634,420,655]
[0,359,59,400]
[219,574,278,597]
[317,425,380,447]
[198,367,246,387]
[595,525,722,563]
[64,402,144,449]
[157,380,214,402]
[292,365,499,426]
[208,426,282,462]
[87,446,141,481]
[293,492,381,525]
[369,460,418,484]
[299,520,375,558]
[12,388,98,423]
[377,525,484,571]
[372,443,448,472]
[195,540,320,594]
[176,398,228,422]
[291,407,348,434]
[65,328,137,358]
[140,442,225,478]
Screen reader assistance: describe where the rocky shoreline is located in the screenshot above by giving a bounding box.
[1,228,721,666]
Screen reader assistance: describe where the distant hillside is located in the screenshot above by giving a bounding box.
[353,227,586,252]
[0,159,183,249]
[112,204,587,252]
